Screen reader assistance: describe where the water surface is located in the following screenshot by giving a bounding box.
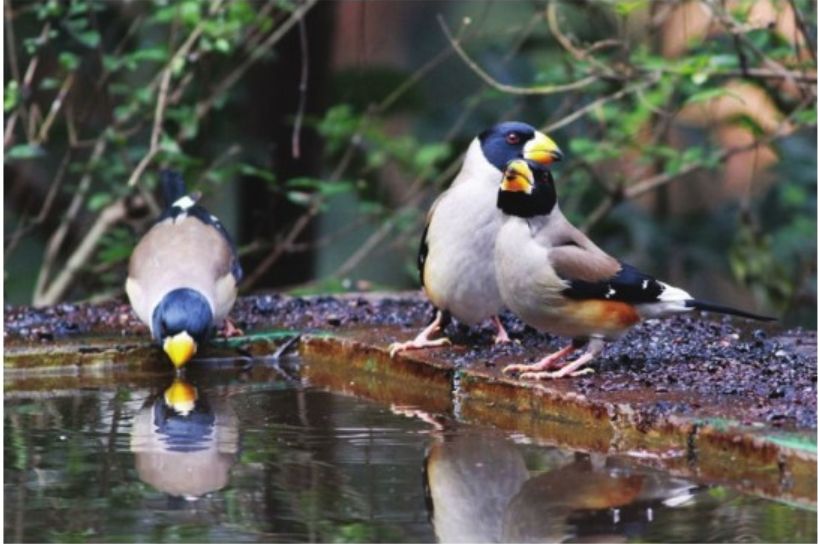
[5,361,815,542]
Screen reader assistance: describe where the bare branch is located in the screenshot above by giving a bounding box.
[581,102,811,232]
[291,17,309,159]
[438,15,598,96]
[787,0,817,63]
[4,150,72,260]
[195,0,320,120]
[33,135,108,303]
[542,74,661,133]
[35,73,75,145]
[126,66,172,188]
[35,200,128,306]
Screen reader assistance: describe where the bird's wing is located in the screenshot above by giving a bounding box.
[417,191,446,288]
[542,213,665,304]
[158,202,242,283]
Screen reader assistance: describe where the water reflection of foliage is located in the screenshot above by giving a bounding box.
[4,383,431,542]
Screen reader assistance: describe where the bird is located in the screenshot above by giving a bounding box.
[389,122,563,356]
[126,170,243,369]
[130,377,238,499]
[494,158,774,379]
[424,430,529,542]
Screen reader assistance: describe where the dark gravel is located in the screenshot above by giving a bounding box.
[5,294,815,429]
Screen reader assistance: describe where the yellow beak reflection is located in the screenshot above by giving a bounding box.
[501,159,534,193]
[163,378,198,416]
[523,131,563,165]
[163,331,197,369]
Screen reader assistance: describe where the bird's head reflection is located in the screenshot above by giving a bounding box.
[130,377,238,499]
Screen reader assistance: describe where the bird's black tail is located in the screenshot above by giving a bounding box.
[160,170,187,208]
[685,300,775,322]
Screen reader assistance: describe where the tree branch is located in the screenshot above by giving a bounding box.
[438,15,598,96]
[126,66,172,188]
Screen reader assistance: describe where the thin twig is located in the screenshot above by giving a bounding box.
[240,112,363,290]
[4,150,72,260]
[195,0,319,120]
[787,0,816,63]
[35,73,75,144]
[35,200,128,306]
[126,66,172,188]
[542,74,661,134]
[438,15,598,95]
[291,17,309,159]
[33,136,108,303]
[5,0,20,83]
[581,105,809,231]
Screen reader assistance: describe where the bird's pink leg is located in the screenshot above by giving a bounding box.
[492,316,511,344]
[502,344,576,375]
[389,310,451,357]
[219,318,244,338]
[517,339,605,380]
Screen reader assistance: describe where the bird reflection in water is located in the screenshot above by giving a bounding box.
[130,377,238,500]
[419,417,700,543]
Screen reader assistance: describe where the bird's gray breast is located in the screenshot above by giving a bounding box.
[423,179,504,324]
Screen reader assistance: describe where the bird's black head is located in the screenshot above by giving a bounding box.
[478,121,563,172]
[497,158,557,218]
[152,288,214,368]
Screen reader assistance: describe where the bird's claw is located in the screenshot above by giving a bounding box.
[219,319,244,338]
[519,367,595,380]
[493,331,512,345]
[388,337,451,358]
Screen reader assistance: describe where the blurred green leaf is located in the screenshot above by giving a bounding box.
[4,80,19,112]
[6,144,46,160]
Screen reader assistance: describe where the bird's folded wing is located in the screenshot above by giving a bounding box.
[418,191,447,288]
[554,250,664,304]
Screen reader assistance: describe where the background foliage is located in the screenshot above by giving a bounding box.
[4,0,816,326]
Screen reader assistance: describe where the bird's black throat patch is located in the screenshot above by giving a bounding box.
[497,181,556,218]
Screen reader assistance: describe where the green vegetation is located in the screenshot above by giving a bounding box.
[4,0,815,325]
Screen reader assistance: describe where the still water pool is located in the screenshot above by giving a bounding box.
[5,360,816,543]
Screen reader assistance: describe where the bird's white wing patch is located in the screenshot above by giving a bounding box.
[172,195,196,210]
[636,282,692,319]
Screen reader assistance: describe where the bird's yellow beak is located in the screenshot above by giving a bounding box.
[523,131,563,165]
[163,331,197,369]
[164,378,197,416]
[501,159,534,194]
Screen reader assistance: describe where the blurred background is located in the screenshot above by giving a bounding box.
[4,0,816,326]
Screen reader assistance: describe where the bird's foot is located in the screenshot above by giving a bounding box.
[519,367,595,380]
[492,316,511,344]
[388,336,451,358]
[219,319,244,338]
[513,349,597,380]
[502,344,575,375]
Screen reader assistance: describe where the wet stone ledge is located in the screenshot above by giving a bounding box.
[4,293,817,505]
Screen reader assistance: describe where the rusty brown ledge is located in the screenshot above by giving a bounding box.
[296,331,816,507]
[4,295,816,506]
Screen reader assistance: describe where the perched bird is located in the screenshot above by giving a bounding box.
[390,122,563,356]
[494,159,774,379]
[126,170,242,369]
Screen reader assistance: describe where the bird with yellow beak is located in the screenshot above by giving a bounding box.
[126,170,242,369]
[390,122,562,356]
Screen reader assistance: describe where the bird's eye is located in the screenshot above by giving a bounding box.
[505,133,521,145]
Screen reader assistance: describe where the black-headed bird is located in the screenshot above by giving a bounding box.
[126,170,242,369]
[495,159,774,379]
[390,122,563,356]
[130,377,238,498]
